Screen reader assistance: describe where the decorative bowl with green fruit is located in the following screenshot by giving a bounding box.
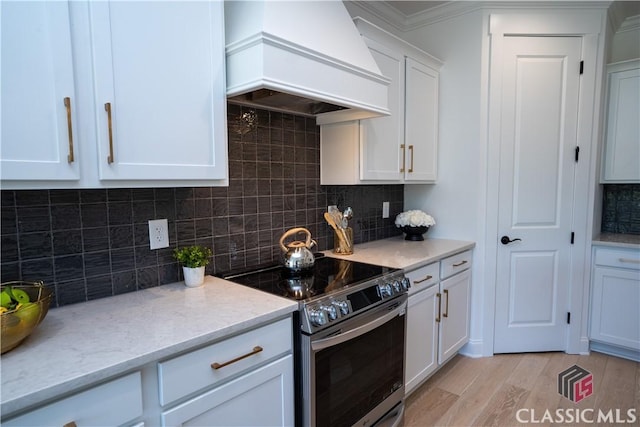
[1,281,54,354]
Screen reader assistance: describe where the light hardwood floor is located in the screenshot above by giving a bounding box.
[404,352,640,426]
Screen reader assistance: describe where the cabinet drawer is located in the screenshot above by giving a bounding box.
[594,247,640,270]
[158,317,292,406]
[441,250,472,279]
[4,372,142,426]
[406,262,439,294]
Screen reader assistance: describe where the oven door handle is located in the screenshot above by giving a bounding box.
[311,302,406,351]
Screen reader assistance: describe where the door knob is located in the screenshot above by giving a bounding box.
[501,235,522,245]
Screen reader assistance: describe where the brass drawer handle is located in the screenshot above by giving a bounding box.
[414,275,433,284]
[408,144,414,173]
[64,97,74,163]
[619,258,640,264]
[436,292,441,323]
[400,144,406,173]
[443,289,449,318]
[452,260,468,267]
[105,102,114,164]
[211,346,263,370]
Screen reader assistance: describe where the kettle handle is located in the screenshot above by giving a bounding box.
[279,227,312,252]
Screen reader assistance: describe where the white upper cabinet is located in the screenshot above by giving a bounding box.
[0,1,80,181]
[601,59,640,183]
[89,1,227,182]
[320,18,441,185]
[405,58,439,182]
[1,1,228,189]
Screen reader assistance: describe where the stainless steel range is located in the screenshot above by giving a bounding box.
[221,255,409,427]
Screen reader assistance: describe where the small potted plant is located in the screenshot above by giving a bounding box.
[173,245,212,287]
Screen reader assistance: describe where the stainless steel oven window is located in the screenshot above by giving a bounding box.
[302,296,407,427]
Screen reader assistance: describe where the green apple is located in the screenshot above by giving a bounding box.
[11,289,30,304]
[0,290,12,308]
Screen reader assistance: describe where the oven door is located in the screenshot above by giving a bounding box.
[302,295,407,427]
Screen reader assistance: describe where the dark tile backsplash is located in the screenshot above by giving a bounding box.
[1,104,404,307]
[601,184,640,234]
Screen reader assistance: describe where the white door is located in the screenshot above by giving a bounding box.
[494,36,582,353]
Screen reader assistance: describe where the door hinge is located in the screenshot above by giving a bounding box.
[571,232,575,244]
[575,146,580,162]
[567,312,571,324]
[579,61,584,75]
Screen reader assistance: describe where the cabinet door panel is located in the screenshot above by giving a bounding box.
[161,355,294,427]
[4,373,142,427]
[90,1,227,181]
[1,1,79,181]
[590,266,640,349]
[438,270,471,364]
[360,39,404,181]
[405,58,438,182]
[405,284,438,395]
[602,61,640,183]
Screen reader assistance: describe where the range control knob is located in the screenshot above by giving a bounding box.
[321,304,338,321]
[308,307,328,326]
[332,300,350,316]
[392,280,402,293]
[379,283,393,298]
[401,277,411,290]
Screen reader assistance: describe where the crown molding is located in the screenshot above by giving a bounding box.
[353,1,612,32]
[607,1,640,33]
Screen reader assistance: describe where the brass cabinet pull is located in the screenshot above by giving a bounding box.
[105,102,114,164]
[408,144,414,173]
[400,144,406,173]
[452,260,468,267]
[619,258,640,264]
[443,289,449,318]
[414,275,433,284]
[211,346,263,370]
[436,292,441,322]
[63,422,77,427]
[64,97,75,163]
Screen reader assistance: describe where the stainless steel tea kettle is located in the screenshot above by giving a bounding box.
[279,227,316,272]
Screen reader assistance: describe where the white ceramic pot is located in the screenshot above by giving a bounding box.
[183,266,205,287]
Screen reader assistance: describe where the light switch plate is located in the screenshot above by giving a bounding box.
[149,219,169,250]
[382,202,390,218]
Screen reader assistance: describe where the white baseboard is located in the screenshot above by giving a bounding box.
[459,339,484,358]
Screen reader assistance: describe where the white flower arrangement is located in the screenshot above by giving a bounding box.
[395,210,436,228]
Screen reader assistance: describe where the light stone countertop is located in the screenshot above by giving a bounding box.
[324,235,476,270]
[593,233,640,249]
[0,276,298,418]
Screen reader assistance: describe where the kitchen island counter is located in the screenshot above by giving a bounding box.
[0,276,297,419]
[324,235,475,271]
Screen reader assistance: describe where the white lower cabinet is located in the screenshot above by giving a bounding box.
[589,246,640,360]
[158,317,294,426]
[405,251,472,395]
[3,372,143,427]
[161,355,293,426]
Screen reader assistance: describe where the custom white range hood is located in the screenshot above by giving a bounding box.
[224,0,390,124]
